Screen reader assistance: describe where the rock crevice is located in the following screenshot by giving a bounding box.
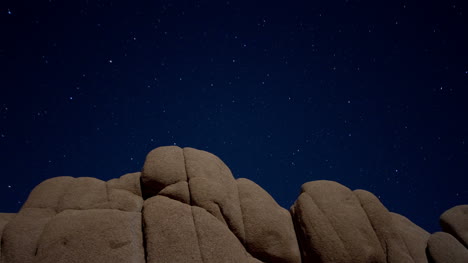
[0,146,466,263]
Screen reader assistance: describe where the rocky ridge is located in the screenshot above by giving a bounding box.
[0,146,466,263]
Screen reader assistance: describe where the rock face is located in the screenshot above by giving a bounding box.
[426,232,468,263]
[440,205,468,248]
[290,182,422,263]
[0,146,466,263]
[1,173,144,263]
[140,146,300,263]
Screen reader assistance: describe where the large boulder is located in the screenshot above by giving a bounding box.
[35,209,144,263]
[237,178,301,263]
[0,173,144,263]
[1,208,56,263]
[390,212,430,263]
[1,146,467,263]
[141,146,245,242]
[426,232,468,263]
[353,190,413,262]
[440,205,468,248]
[141,146,301,262]
[22,172,143,213]
[141,146,188,200]
[290,180,385,263]
[290,180,432,263]
[143,195,254,263]
[0,213,15,260]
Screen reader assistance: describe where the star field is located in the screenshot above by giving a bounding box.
[1,0,467,232]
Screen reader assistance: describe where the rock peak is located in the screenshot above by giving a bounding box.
[0,146,466,262]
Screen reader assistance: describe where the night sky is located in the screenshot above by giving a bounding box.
[1,1,467,233]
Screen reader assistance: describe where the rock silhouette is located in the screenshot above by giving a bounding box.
[0,146,466,263]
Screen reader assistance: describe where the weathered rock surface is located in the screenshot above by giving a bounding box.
[390,212,430,263]
[439,205,468,248]
[291,181,386,263]
[35,209,144,263]
[426,232,468,263]
[0,146,466,263]
[353,190,414,262]
[0,213,15,261]
[237,178,300,263]
[1,173,144,263]
[141,146,300,263]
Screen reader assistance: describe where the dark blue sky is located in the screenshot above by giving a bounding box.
[1,0,467,233]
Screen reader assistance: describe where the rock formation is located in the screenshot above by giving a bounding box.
[0,146,466,263]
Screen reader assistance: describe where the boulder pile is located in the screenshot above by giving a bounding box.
[0,146,466,262]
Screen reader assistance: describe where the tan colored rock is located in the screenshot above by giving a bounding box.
[24,174,143,213]
[237,178,300,263]
[23,177,104,212]
[140,146,190,204]
[440,205,468,248]
[184,147,245,242]
[56,177,109,211]
[143,195,253,263]
[143,196,203,263]
[291,180,385,263]
[292,189,347,262]
[0,213,16,261]
[354,189,413,263]
[157,180,190,204]
[426,232,468,263]
[390,212,429,263]
[191,205,252,262]
[107,172,142,197]
[141,146,188,200]
[22,176,75,211]
[0,213,16,232]
[1,173,143,263]
[142,146,304,262]
[3,146,467,263]
[35,209,144,263]
[1,208,55,263]
[140,146,246,243]
[107,172,144,212]
[247,257,264,263]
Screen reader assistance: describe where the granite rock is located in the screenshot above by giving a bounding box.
[440,205,468,248]
[426,231,468,263]
[1,146,466,263]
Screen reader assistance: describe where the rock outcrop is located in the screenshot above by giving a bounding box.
[426,232,468,263]
[439,205,468,249]
[0,146,466,263]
